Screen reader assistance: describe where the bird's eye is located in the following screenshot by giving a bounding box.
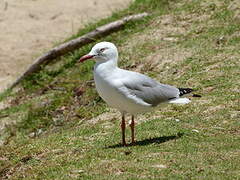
[99,48,106,52]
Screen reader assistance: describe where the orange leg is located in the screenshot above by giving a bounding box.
[121,114,127,146]
[130,115,135,144]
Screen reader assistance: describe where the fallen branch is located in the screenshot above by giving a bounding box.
[10,12,149,88]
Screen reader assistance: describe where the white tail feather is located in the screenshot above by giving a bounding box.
[168,97,191,104]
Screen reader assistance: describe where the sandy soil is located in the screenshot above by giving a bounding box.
[0,0,132,93]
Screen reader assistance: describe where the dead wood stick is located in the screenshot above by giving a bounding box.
[10,12,149,89]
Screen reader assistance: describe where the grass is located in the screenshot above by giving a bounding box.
[0,0,240,179]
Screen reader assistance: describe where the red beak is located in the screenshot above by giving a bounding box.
[78,54,94,63]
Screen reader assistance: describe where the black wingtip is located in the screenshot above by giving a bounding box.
[178,88,202,97]
[192,94,202,97]
[178,88,193,96]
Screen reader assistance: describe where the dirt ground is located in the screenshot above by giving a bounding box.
[0,0,132,93]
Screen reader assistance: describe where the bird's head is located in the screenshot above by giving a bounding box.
[78,42,118,63]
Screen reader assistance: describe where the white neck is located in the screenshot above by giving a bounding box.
[94,58,118,77]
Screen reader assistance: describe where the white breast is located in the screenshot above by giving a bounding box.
[94,73,119,106]
[93,66,152,114]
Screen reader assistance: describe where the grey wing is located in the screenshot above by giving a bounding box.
[122,72,180,106]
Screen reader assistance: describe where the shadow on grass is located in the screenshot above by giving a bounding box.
[107,133,184,148]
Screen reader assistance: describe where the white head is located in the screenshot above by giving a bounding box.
[79,42,118,63]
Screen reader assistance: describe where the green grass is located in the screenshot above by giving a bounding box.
[0,0,240,179]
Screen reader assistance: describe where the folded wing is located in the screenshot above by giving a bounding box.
[118,71,180,106]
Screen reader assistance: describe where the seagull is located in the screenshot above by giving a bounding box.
[78,42,200,146]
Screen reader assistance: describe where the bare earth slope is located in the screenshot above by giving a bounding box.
[0,0,131,92]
